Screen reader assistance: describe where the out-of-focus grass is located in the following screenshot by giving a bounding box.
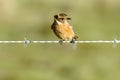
[0,0,120,80]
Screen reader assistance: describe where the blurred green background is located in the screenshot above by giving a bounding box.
[0,0,120,80]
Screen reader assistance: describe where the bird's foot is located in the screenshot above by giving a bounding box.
[70,39,75,44]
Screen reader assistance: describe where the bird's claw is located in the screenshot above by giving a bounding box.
[70,39,75,44]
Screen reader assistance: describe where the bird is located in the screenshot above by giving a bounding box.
[51,13,78,44]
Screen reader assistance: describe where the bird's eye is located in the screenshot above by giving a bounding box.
[60,18,64,20]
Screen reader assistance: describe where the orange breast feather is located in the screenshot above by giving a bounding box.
[55,24,75,40]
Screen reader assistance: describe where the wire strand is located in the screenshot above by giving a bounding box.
[0,38,119,48]
[0,40,120,44]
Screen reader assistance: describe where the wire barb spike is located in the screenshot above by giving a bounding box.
[24,37,31,48]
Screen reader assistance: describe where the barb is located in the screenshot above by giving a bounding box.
[24,37,32,48]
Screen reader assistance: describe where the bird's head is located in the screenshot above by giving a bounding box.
[54,13,71,24]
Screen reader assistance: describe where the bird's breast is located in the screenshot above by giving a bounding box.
[55,24,75,40]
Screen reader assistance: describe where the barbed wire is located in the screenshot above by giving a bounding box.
[0,40,120,44]
[0,37,120,46]
[0,38,120,44]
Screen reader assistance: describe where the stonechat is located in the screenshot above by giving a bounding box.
[51,13,78,44]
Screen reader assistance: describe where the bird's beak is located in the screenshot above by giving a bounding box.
[54,18,62,25]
